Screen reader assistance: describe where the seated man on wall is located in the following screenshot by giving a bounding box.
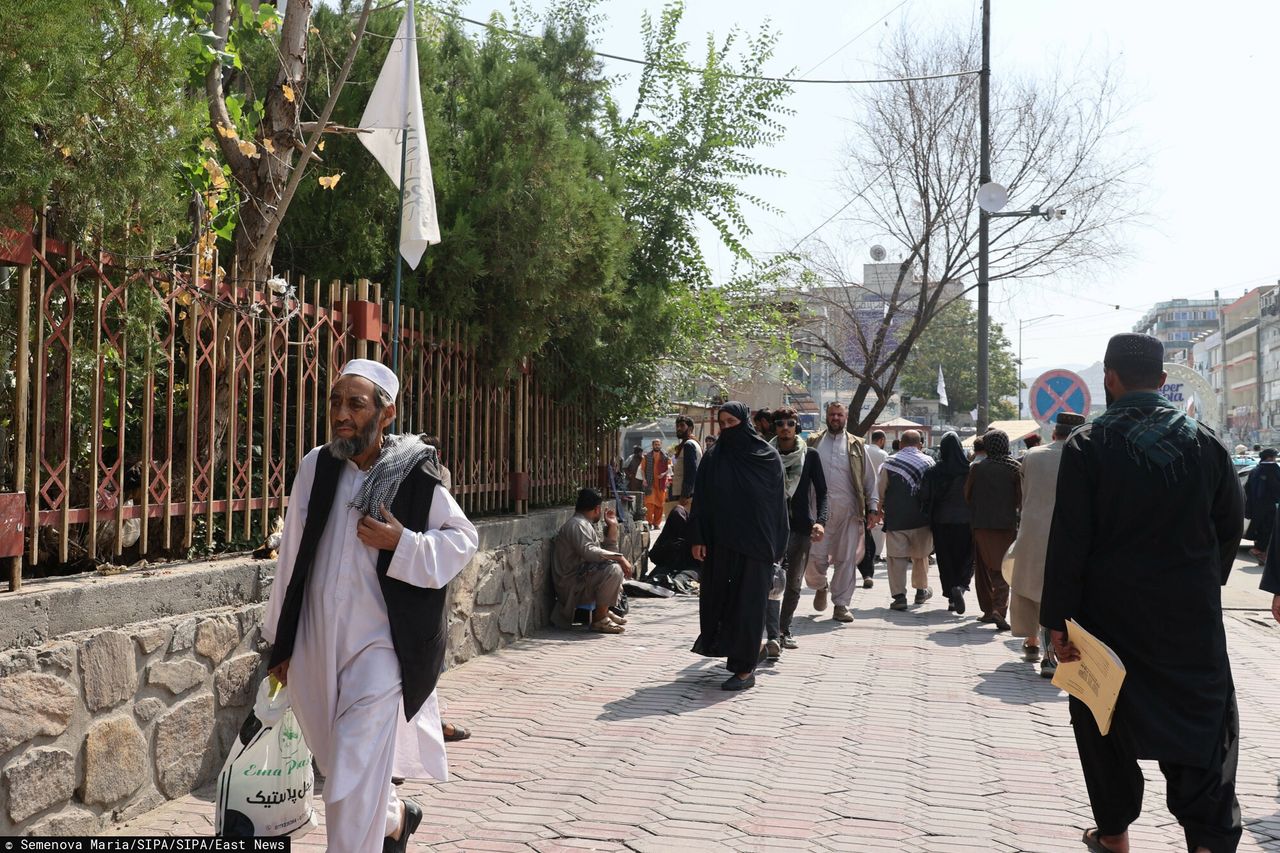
[551,489,635,634]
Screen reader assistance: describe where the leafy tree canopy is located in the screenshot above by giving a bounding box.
[1,0,793,427]
[0,0,203,251]
[272,0,793,423]
[898,298,1019,420]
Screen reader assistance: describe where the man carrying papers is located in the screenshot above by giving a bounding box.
[1041,334,1245,853]
[1050,619,1125,736]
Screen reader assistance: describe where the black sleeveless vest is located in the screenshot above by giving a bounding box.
[267,447,449,720]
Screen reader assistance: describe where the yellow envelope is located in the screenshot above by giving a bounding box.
[1051,619,1126,736]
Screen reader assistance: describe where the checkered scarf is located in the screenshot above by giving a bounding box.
[348,433,442,521]
[1092,391,1199,482]
[883,446,933,495]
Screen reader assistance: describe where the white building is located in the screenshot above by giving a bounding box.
[1259,285,1280,446]
[1190,329,1224,415]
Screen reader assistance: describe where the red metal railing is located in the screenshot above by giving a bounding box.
[0,217,617,589]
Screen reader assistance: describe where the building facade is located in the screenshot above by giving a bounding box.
[1221,289,1263,445]
[1259,285,1280,447]
[1190,329,1224,426]
[1132,298,1222,362]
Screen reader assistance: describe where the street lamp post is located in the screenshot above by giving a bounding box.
[1017,314,1062,419]
[975,0,1067,432]
[976,0,991,433]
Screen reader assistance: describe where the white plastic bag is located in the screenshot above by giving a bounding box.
[769,561,786,596]
[215,677,318,838]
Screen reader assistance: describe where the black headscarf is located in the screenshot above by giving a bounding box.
[936,431,969,477]
[689,401,789,562]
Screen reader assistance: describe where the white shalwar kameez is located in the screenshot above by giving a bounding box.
[262,448,479,852]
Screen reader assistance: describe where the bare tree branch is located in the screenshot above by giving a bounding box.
[791,24,1145,434]
[248,0,376,270]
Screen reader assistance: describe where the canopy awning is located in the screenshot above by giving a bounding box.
[961,419,1043,447]
[873,416,926,428]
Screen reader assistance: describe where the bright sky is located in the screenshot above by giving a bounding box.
[456,0,1280,380]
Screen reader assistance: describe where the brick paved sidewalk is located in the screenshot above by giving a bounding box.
[108,570,1280,852]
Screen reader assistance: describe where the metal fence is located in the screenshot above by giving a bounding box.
[0,219,617,590]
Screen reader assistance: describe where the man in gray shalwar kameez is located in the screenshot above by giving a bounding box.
[551,489,633,633]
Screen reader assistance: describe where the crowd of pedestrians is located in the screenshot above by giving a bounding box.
[254,336,1275,852]
[655,332,1273,853]
[549,332,1278,852]
[681,398,1068,684]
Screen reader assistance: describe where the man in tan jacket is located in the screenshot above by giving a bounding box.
[804,402,881,622]
[1005,412,1084,675]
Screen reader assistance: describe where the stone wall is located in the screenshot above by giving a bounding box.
[0,508,646,835]
[0,607,264,834]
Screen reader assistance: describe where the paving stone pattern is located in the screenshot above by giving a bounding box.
[107,575,1280,852]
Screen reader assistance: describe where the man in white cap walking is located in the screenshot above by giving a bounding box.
[262,358,479,852]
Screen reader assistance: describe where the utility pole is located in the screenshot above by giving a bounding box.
[976,0,992,433]
[1215,288,1227,436]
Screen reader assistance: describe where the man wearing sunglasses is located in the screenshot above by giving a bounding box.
[770,407,829,651]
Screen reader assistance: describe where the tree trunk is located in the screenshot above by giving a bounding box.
[201,0,313,475]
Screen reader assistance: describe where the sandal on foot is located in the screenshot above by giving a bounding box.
[590,620,624,634]
[442,723,471,742]
[1081,828,1118,853]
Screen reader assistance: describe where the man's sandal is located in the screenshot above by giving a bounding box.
[442,723,471,742]
[590,620,624,634]
[1082,828,1118,852]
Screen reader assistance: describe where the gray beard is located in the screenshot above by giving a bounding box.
[329,415,383,460]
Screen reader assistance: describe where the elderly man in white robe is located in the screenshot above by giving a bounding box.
[262,359,479,853]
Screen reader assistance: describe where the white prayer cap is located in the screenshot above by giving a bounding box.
[339,358,399,400]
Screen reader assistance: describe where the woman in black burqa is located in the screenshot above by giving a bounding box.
[688,401,789,691]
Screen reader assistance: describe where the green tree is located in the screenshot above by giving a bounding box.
[275,0,795,424]
[277,5,631,385]
[608,2,794,408]
[898,299,1019,420]
[0,0,202,250]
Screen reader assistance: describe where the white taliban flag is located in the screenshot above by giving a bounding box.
[358,0,439,268]
[936,364,949,407]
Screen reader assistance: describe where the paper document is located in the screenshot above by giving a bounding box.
[1050,619,1126,736]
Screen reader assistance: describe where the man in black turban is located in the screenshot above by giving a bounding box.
[1041,333,1245,852]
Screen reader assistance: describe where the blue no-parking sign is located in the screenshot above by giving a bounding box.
[1029,369,1091,426]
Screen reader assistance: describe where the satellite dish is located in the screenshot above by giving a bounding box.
[869,245,887,261]
[976,182,1009,213]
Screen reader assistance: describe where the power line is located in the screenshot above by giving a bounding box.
[782,160,901,254]
[798,0,913,79]
[424,7,977,86]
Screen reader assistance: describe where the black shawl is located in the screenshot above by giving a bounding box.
[268,448,447,721]
[688,401,789,563]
